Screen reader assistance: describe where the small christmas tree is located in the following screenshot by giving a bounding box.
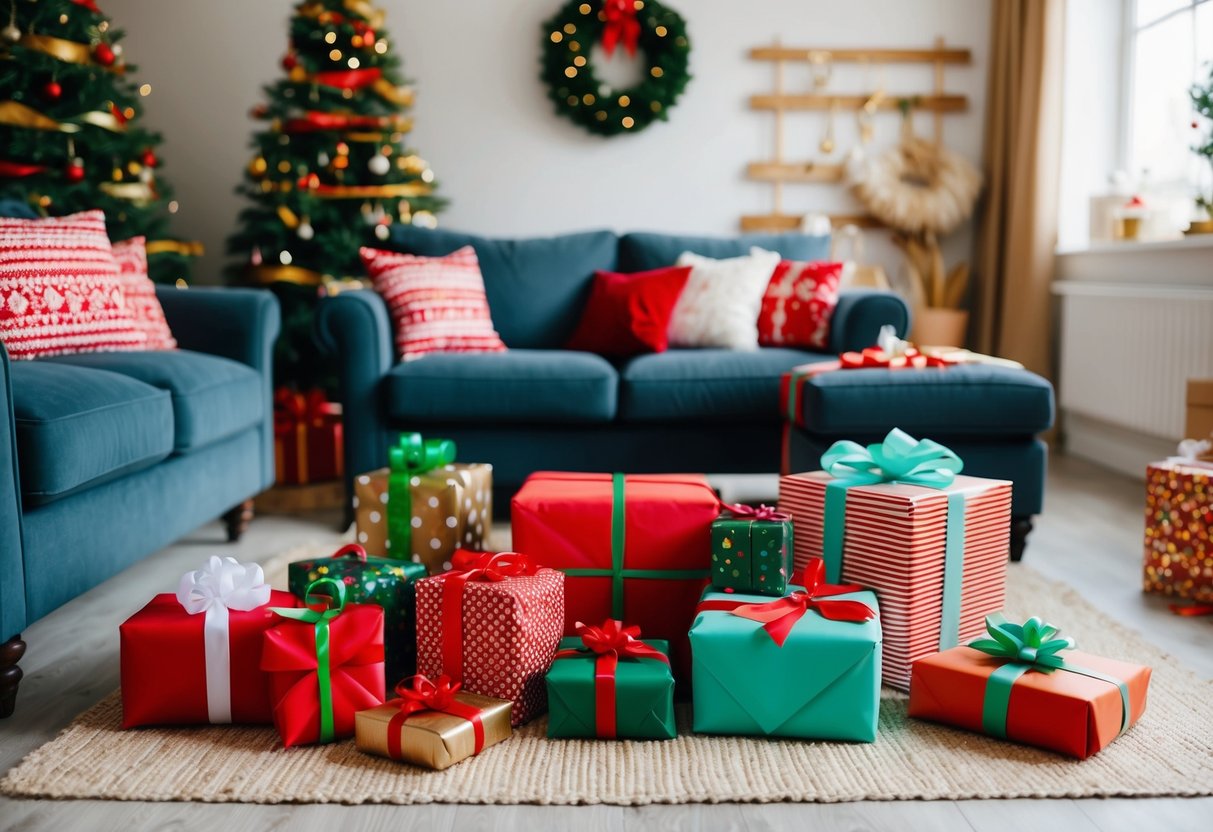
[1191,63,1213,220]
[228,0,445,392]
[0,0,193,282]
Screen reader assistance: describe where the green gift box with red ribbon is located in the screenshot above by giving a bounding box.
[710,505,794,597]
[546,620,676,740]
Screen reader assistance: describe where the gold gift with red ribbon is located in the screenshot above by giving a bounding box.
[354,675,512,770]
[273,388,344,485]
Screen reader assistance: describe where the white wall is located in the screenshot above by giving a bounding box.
[105,0,991,283]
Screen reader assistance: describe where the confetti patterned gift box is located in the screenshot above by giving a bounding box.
[1143,460,1213,604]
[353,461,492,574]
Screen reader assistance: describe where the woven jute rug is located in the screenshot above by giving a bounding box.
[3,542,1212,805]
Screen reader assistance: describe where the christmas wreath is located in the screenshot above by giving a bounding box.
[540,0,690,137]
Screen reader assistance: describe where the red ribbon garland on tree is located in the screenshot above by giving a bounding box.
[696,557,876,646]
[312,66,384,91]
[0,161,48,178]
[385,675,486,759]
[552,619,669,738]
[282,111,404,133]
[601,0,641,57]
[436,551,541,683]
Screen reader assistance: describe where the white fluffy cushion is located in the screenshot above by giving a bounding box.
[667,247,782,349]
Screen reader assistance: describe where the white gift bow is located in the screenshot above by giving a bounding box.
[176,556,271,723]
[1173,438,1212,462]
[876,324,909,358]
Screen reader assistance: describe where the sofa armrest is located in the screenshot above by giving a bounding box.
[827,290,912,354]
[157,285,281,490]
[315,290,395,505]
[0,342,28,641]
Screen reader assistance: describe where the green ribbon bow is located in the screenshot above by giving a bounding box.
[969,614,1131,740]
[270,577,348,744]
[821,428,966,650]
[386,432,457,560]
[560,473,710,619]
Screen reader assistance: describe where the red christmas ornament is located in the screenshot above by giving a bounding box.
[41,80,62,101]
[65,159,85,182]
[282,52,297,71]
[93,42,116,66]
[141,148,158,168]
[363,29,375,46]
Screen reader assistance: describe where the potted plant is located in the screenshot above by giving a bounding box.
[1190,64,1213,234]
[893,232,970,347]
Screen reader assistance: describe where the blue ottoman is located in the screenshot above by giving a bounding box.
[782,363,1055,561]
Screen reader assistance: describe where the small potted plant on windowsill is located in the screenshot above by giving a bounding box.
[1188,64,1213,235]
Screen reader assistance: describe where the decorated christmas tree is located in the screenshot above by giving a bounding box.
[228,0,444,392]
[0,0,194,282]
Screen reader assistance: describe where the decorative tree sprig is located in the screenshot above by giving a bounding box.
[1192,63,1213,218]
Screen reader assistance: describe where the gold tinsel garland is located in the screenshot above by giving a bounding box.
[0,100,127,133]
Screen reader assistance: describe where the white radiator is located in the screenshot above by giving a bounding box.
[1057,282,1213,441]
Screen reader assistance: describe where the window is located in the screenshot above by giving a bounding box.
[1125,0,1213,190]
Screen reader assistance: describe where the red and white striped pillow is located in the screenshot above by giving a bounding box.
[112,237,177,351]
[0,210,145,360]
[361,244,507,361]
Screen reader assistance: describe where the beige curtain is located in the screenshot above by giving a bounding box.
[973,0,1066,378]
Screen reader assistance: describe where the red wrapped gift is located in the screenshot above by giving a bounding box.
[261,577,385,747]
[274,388,344,484]
[511,472,721,683]
[415,551,564,726]
[121,556,298,728]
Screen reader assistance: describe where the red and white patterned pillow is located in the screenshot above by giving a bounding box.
[361,244,507,361]
[0,210,145,360]
[757,260,844,350]
[112,236,177,351]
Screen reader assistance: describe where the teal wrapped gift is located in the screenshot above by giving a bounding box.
[689,557,881,741]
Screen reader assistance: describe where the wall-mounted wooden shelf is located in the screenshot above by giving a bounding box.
[748,46,971,64]
[741,213,887,232]
[746,162,846,184]
[749,93,967,113]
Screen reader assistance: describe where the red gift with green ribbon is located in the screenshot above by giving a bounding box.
[262,577,385,747]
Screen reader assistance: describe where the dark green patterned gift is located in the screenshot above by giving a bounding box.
[710,505,794,597]
[288,543,426,686]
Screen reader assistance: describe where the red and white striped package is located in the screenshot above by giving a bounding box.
[112,236,177,351]
[779,471,1011,690]
[0,210,145,359]
[361,244,507,361]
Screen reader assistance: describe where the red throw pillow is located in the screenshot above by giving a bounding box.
[566,266,692,357]
[361,244,507,360]
[0,210,145,359]
[757,260,843,350]
[112,237,177,351]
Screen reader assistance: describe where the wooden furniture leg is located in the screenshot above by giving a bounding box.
[223,499,255,543]
[0,634,26,719]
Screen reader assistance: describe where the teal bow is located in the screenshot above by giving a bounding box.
[270,577,348,743]
[386,432,457,560]
[820,429,966,650]
[969,614,1131,741]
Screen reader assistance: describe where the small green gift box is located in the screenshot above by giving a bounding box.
[288,543,426,687]
[710,505,794,597]
[690,557,881,741]
[546,620,677,740]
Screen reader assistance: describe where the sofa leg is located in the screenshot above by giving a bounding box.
[223,499,255,543]
[0,634,26,719]
[1009,516,1033,563]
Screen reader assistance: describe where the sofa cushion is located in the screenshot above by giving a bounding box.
[11,362,174,503]
[387,350,618,424]
[42,350,264,453]
[389,226,618,349]
[796,364,1056,436]
[618,231,831,272]
[620,348,830,423]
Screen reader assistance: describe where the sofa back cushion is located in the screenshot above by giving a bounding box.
[389,226,618,349]
[618,231,831,272]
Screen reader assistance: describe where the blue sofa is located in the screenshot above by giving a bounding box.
[316,227,910,513]
[0,286,280,717]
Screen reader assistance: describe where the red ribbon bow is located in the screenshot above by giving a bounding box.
[437,552,542,684]
[724,503,791,522]
[274,388,338,429]
[386,675,486,758]
[839,346,952,370]
[601,0,641,57]
[553,620,669,738]
[696,558,876,647]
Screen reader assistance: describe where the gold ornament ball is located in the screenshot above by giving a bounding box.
[289,66,307,83]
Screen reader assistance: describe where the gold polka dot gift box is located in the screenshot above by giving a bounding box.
[1143,454,1213,607]
[353,433,492,575]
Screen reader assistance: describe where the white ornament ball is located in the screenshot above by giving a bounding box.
[297,221,314,240]
[374,223,390,241]
[367,154,390,175]
[2,24,20,43]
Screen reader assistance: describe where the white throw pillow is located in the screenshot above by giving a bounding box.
[667,247,782,349]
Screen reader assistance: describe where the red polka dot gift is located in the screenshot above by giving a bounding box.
[415,551,564,726]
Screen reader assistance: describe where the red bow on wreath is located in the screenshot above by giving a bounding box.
[601,0,641,57]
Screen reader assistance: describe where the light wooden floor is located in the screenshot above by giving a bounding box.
[1,454,1210,831]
